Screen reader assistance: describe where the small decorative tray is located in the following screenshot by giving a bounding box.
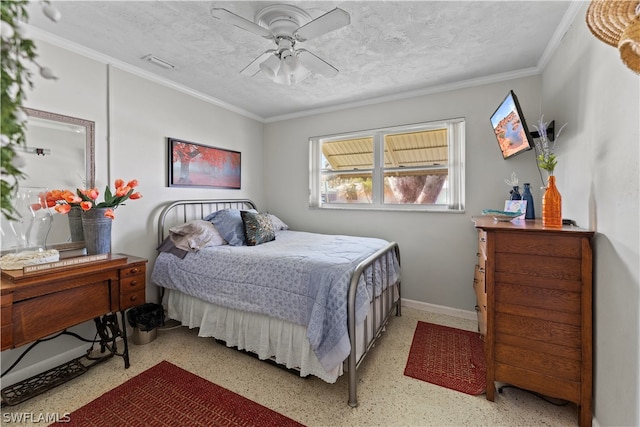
[481,209,523,222]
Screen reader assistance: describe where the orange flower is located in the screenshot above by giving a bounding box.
[55,204,71,214]
[62,191,81,205]
[81,188,99,201]
[51,179,141,220]
[115,186,131,198]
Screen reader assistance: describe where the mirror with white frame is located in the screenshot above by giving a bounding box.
[0,108,95,252]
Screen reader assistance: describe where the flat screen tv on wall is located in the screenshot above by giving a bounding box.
[489,90,534,159]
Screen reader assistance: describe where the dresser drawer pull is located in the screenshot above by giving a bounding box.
[129,295,138,302]
[130,268,140,274]
[129,280,138,286]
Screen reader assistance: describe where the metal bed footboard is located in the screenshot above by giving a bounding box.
[347,242,401,407]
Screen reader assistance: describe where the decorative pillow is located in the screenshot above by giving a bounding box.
[241,210,276,246]
[207,208,255,246]
[169,219,226,251]
[269,214,289,231]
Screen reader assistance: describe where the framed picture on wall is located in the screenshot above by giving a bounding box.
[167,137,241,189]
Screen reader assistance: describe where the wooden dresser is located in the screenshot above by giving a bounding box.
[472,217,594,427]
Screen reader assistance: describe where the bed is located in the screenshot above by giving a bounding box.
[150,199,401,406]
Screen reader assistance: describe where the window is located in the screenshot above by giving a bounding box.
[309,119,465,211]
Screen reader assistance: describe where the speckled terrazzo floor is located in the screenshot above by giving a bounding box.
[1,306,579,426]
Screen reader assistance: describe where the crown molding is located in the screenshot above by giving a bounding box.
[264,67,540,123]
[537,1,584,70]
[26,25,265,123]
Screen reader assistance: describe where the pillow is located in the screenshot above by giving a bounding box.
[169,219,226,251]
[207,208,252,246]
[241,210,276,246]
[156,236,188,259]
[269,214,289,231]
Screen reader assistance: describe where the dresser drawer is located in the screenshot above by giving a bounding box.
[473,265,486,307]
[477,230,487,260]
[475,303,487,337]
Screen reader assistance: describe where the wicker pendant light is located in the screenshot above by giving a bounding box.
[619,15,640,73]
[586,0,638,47]
[586,0,640,74]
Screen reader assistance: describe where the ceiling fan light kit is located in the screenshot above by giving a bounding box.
[211,4,350,85]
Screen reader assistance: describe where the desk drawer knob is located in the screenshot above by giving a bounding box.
[129,280,138,286]
[129,295,137,302]
[130,268,140,274]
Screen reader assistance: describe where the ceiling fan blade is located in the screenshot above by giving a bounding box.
[297,49,339,78]
[240,50,276,77]
[294,8,350,42]
[211,8,273,39]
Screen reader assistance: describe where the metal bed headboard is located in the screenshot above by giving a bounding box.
[157,199,257,246]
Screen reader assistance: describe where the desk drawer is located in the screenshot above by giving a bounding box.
[119,268,145,310]
[13,281,110,348]
[120,289,145,310]
[121,275,144,293]
[1,293,13,350]
[120,264,145,279]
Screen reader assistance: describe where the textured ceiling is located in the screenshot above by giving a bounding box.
[27,1,574,121]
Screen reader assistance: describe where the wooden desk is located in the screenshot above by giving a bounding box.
[1,253,147,405]
[472,218,594,427]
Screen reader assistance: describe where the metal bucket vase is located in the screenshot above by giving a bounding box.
[67,206,85,242]
[81,208,112,255]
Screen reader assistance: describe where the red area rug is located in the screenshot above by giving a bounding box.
[404,321,486,395]
[50,361,304,426]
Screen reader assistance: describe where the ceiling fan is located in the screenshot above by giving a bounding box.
[211,4,350,85]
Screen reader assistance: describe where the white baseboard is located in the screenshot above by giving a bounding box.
[401,298,478,322]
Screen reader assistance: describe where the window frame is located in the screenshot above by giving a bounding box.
[309,118,465,212]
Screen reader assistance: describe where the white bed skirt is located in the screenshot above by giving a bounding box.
[164,289,343,383]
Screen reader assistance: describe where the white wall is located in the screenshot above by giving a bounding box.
[263,76,544,311]
[1,40,264,386]
[4,6,639,424]
[542,4,639,426]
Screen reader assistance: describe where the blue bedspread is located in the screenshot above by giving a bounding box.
[151,230,399,372]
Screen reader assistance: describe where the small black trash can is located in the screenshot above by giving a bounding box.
[126,303,165,345]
